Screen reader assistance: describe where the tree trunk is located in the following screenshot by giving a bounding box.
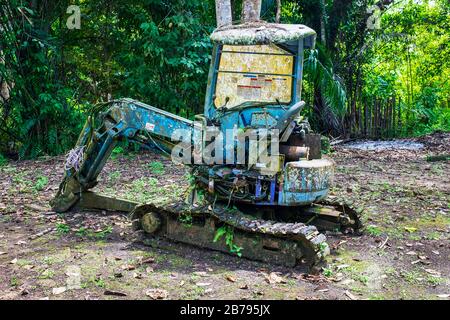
[319,0,327,45]
[241,0,261,23]
[275,0,281,23]
[215,0,232,27]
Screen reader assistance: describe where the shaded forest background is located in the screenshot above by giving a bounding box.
[0,0,449,159]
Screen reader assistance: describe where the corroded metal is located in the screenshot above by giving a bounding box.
[129,201,329,268]
[215,45,294,108]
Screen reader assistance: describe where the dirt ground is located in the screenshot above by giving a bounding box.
[0,133,449,300]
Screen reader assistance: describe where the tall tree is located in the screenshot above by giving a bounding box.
[241,0,262,22]
[216,0,233,27]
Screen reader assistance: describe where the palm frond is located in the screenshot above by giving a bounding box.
[304,44,347,118]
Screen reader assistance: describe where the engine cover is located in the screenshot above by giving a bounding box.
[279,159,334,206]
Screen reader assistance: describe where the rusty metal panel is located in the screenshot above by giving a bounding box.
[215,45,294,109]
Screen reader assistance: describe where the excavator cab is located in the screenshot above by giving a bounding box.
[205,24,316,129]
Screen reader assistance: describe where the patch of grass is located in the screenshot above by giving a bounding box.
[167,254,192,268]
[148,161,165,175]
[125,178,185,204]
[10,276,19,287]
[56,223,70,236]
[286,279,297,286]
[400,270,422,284]
[400,215,450,231]
[95,226,113,239]
[111,146,124,160]
[1,166,16,173]
[385,227,405,239]
[75,226,113,239]
[426,275,443,286]
[91,277,106,288]
[108,171,121,182]
[425,231,442,240]
[353,274,369,285]
[16,259,32,267]
[0,154,8,166]
[181,285,205,299]
[42,256,55,265]
[12,172,32,192]
[39,269,55,279]
[0,215,13,223]
[322,267,333,277]
[130,177,158,194]
[34,175,48,191]
[366,225,383,236]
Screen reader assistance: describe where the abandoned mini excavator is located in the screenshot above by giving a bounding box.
[51,23,363,268]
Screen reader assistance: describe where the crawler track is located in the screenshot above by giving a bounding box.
[129,199,363,268]
[129,202,328,268]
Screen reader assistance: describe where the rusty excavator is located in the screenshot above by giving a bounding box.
[51,22,363,269]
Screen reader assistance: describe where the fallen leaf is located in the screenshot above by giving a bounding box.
[196,282,211,287]
[341,279,355,285]
[133,272,142,279]
[0,251,7,255]
[193,271,208,277]
[264,272,286,284]
[145,289,168,300]
[52,287,67,295]
[23,264,34,270]
[104,290,127,297]
[406,251,417,255]
[436,294,450,298]
[226,275,236,283]
[345,290,358,300]
[121,264,136,271]
[239,284,249,290]
[179,280,185,287]
[336,264,350,270]
[404,227,417,233]
[9,258,17,264]
[145,267,154,273]
[142,257,155,264]
[432,250,440,255]
[424,269,441,277]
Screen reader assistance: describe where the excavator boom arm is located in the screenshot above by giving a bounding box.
[51,98,197,212]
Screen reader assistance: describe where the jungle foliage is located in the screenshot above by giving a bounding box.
[0,0,449,159]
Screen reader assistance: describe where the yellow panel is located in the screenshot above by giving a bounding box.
[215,45,294,109]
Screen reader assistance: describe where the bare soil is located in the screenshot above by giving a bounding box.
[0,133,448,300]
